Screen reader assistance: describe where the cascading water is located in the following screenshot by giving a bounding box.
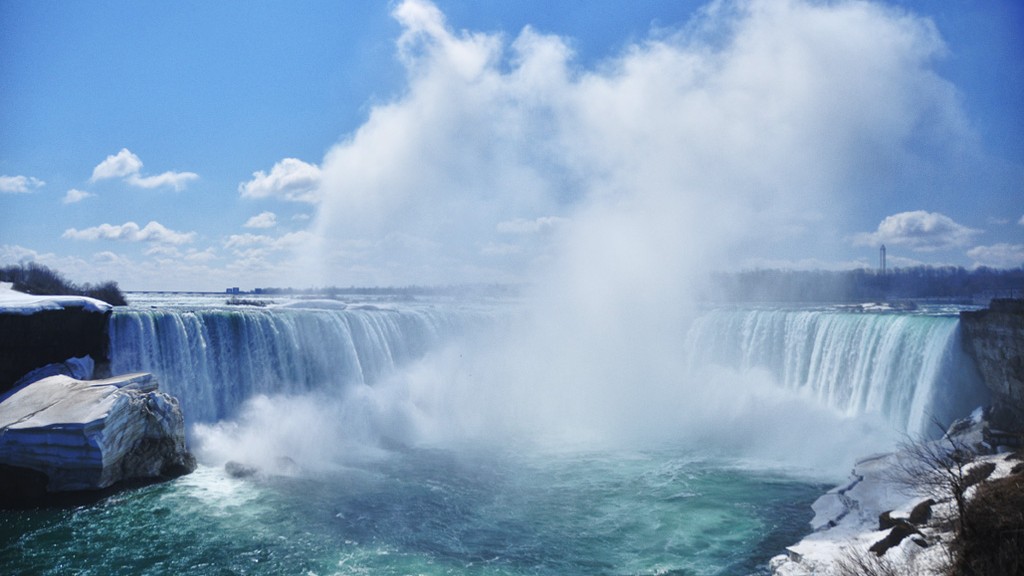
[7,297,990,576]
[683,307,986,437]
[109,300,494,424]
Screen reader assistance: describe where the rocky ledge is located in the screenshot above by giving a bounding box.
[960,298,1024,426]
[0,372,196,506]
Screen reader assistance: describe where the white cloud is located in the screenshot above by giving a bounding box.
[967,243,1024,269]
[90,148,198,190]
[480,242,522,256]
[239,158,322,203]
[91,149,144,181]
[62,221,196,245]
[225,231,312,252]
[0,175,45,193]
[1019,215,1024,226]
[852,211,981,252]
[93,251,132,266]
[62,188,94,204]
[225,233,273,249]
[496,216,567,235]
[126,171,199,190]
[0,244,51,264]
[244,211,278,229]
[185,248,218,263]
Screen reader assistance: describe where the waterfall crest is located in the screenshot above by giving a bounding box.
[109,304,491,423]
[684,308,984,436]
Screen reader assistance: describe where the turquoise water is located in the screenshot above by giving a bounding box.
[1,448,824,575]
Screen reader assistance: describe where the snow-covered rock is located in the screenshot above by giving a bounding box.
[0,281,111,315]
[771,415,1019,576]
[0,372,195,502]
[0,283,113,393]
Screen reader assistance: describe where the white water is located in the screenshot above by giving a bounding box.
[107,297,985,476]
[109,297,497,425]
[684,307,985,438]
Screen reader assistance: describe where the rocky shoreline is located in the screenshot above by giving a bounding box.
[771,413,1022,575]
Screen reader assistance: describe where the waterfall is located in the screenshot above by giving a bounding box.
[109,299,984,444]
[684,307,984,436]
[109,303,492,424]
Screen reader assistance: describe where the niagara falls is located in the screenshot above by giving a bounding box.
[2,0,1022,574]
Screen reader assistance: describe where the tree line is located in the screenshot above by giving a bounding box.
[708,266,1024,303]
[0,263,128,306]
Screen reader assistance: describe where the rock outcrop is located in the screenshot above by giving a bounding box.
[0,287,113,394]
[960,299,1024,426]
[0,372,195,505]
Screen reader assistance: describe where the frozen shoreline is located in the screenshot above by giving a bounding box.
[0,281,111,315]
[770,414,1019,575]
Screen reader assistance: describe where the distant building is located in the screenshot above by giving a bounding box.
[227,287,241,294]
[879,245,886,274]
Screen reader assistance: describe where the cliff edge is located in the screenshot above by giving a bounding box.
[960,299,1024,427]
[0,283,112,394]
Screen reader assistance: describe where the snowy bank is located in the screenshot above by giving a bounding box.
[0,283,112,393]
[0,281,111,315]
[771,414,1022,575]
[0,373,195,505]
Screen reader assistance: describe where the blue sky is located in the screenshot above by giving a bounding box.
[1,0,1021,291]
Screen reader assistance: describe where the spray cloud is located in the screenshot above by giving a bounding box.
[205,0,975,474]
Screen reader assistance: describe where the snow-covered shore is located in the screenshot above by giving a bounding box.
[0,281,111,314]
[771,415,1021,575]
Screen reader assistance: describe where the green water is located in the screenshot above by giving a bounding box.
[1,448,825,576]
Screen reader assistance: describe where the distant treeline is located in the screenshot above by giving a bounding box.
[0,263,128,306]
[709,266,1024,303]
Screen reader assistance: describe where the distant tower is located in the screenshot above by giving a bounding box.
[879,244,887,274]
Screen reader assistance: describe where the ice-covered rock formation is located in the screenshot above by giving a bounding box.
[0,372,195,505]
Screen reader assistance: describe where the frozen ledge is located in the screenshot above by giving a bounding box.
[0,373,195,505]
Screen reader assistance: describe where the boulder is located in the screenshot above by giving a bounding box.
[0,372,195,505]
[869,519,921,556]
[908,498,934,525]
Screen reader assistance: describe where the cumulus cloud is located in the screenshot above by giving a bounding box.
[62,189,94,204]
[90,148,198,190]
[62,221,196,245]
[852,211,981,252]
[0,175,45,193]
[244,211,278,229]
[239,158,322,203]
[0,244,51,264]
[91,149,143,181]
[967,243,1024,269]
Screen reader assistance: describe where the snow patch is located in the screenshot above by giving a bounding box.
[0,282,112,314]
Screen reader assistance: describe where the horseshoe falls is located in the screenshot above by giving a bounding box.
[1,296,987,576]
[684,307,985,438]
